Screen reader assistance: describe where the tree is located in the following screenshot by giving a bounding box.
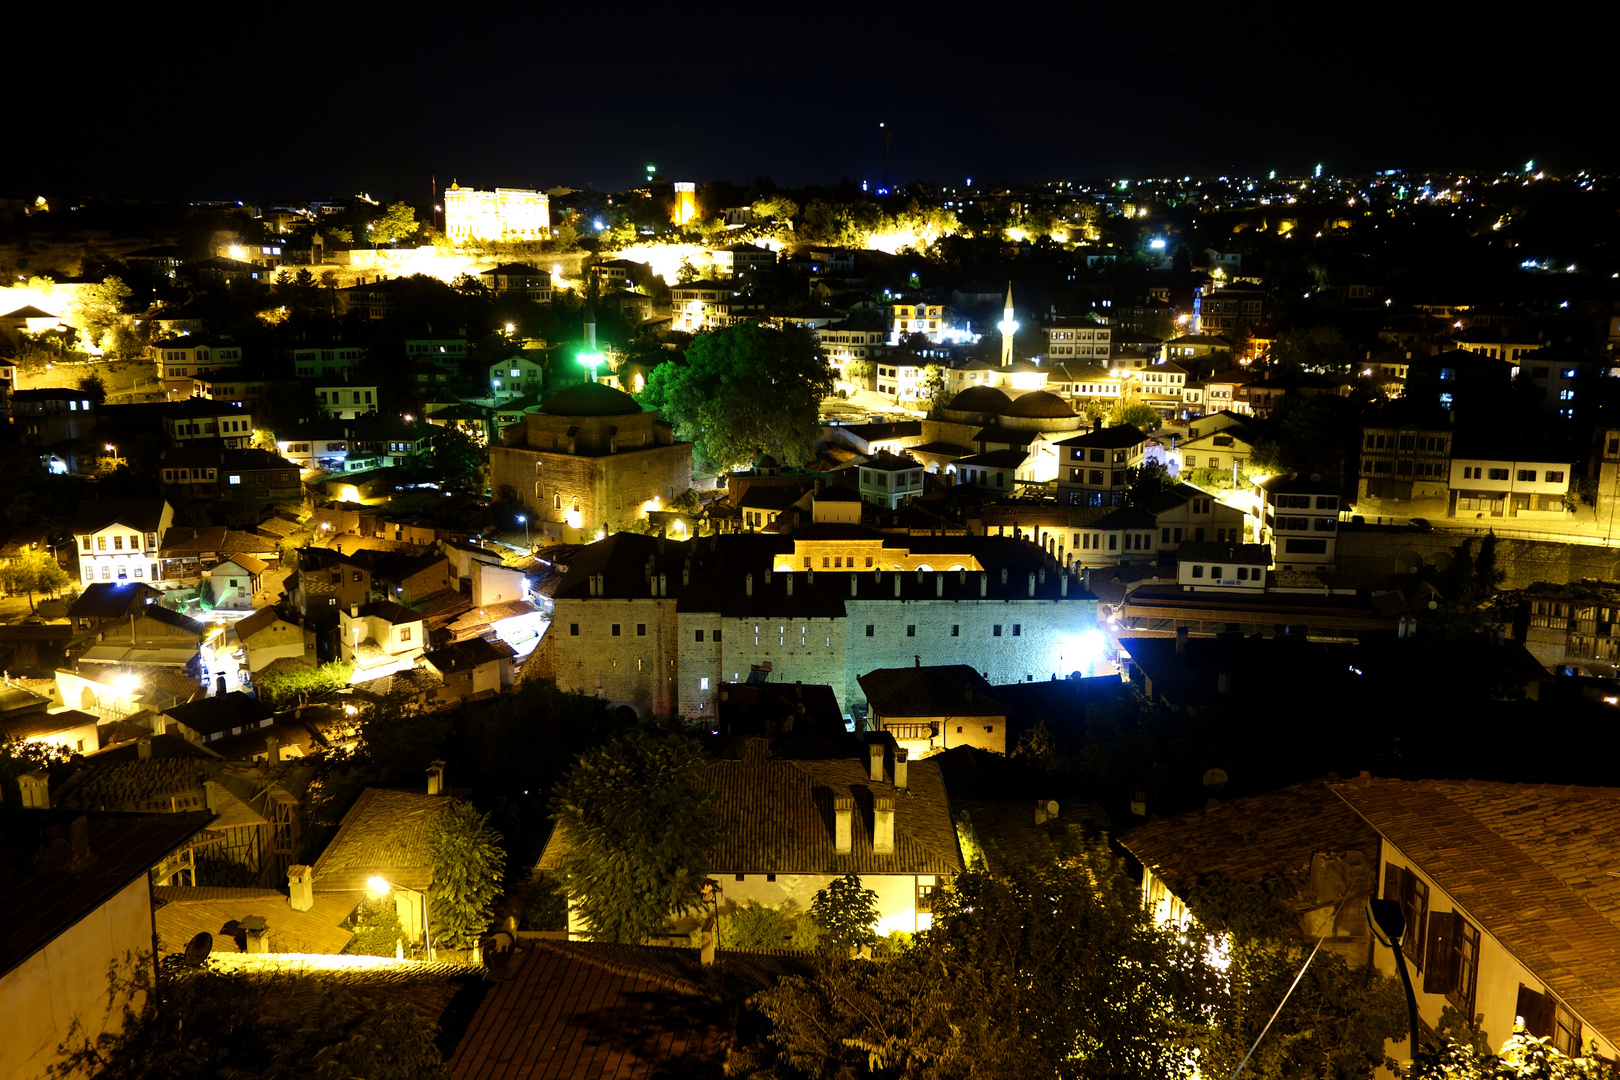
[424,801,506,951]
[255,660,354,706]
[428,425,488,495]
[638,321,834,472]
[549,729,715,944]
[367,202,419,248]
[69,276,133,348]
[2,737,72,807]
[751,195,799,224]
[2,544,71,612]
[48,956,449,1080]
[78,372,107,405]
[809,874,879,953]
[293,267,316,288]
[743,854,1223,1080]
[1118,460,1176,509]
[1107,399,1162,432]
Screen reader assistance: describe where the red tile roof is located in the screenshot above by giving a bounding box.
[1330,777,1620,1041]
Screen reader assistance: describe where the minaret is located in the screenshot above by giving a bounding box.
[998,282,1018,368]
[583,301,597,351]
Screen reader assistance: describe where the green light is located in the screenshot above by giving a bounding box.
[578,351,605,380]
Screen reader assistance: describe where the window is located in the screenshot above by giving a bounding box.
[113,535,123,550]
[1517,470,1537,482]
[695,630,704,642]
[570,623,580,636]
[1011,624,1021,636]
[713,628,721,641]
[1211,567,1224,579]
[951,625,959,636]
[822,556,830,567]
[1385,865,1428,972]
[866,624,874,637]
[906,625,916,637]
[865,556,874,567]
[1488,468,1510,481]
[229,474,241,485]
[1192,565,1204,578]
[611,624,621,636]
[634,623,647,637]
[992,625,1002,637]
[400,626,412,642]
[1423,911,1480,1017]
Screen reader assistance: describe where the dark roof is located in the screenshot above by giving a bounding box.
[1256,474,1342,496]
[1055,424,1147,450]
[68,582,162,619]
[72,499,168,536]
[1002,390,1074,419]
[945,385,1011,413]
[1121,780,1378,900]
[449,939,811,1080]
[539,381,644,417]
[954,449,1028,468]
[1088,507,1159,530]
[234,607,295,640]
[481,262,549,277]
[666,741,962,876]
[859,665,1006,718]
[815,485,862,503]
[836,420,922,442]
[862,451,921,473]
[356,600,422,625]
[0,809,215,977]
[162,692,274,738]
[1,305,57,320]
[1176,541,1271,564]
[425,636,516,674]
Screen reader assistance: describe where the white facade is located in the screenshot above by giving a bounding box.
[75,510,173,585]
[444,184,550,243]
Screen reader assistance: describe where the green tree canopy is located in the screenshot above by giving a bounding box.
[637,321,833,472]
[549,729,715,944]
[424,801,506,951]
[1107,399,1163,432]
[367,202,419,247]
[743,853,1223,1080]
[2,544,71,612]
[809,873,879,952]
[428,424,488,496]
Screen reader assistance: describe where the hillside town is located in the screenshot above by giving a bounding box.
[4,161,1620,1080]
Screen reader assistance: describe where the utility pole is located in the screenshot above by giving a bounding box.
[880,123,890,190]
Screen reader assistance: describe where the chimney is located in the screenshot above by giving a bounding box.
[1000,567,1009,585]
[288,864,314,912]
[683,559,691,586]
[427,759,446,796]
[1038,567,1046,584]
[137,735,153,759]
[834,795,853,853]
[660,573,668,596]
[1176,626,1188,654]
[1028,572,1036,597]
[746,572,754,596]
[786,572,794,596]
[914,654,920,668]
[873,796,895,854]
[700,915,717,966]
[1093,417,1102,432]
[349,603,359,618]
[935,574,943,597]
[588,575,597,596]
[893,748,908,791]
[1060,574,1069,597]
[1217,671,1231,695]
[850,575,858,597]
[868,741,884,782]
[650,576,658,597]
[979,573,987,597]
[242,915,270,954]
[264,735,280,765]
[893,574,902,597]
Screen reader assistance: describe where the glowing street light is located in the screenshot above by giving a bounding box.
[517,513,529,547]
[504,322,515,335]
[368,876,434,961]
[578,351,605,382]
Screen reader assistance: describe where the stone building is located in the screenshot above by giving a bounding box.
[537,530,1100,720]
[488,382,692,539]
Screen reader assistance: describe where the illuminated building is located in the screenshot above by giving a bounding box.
[710,242,774,279]
[443,182,550,243]
[891,297,947,346]
[672,181,696,226]
[72,499,174,586]
[537,530,1100,720]
[1044,317,1112,362]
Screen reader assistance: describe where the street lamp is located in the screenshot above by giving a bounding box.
[517,514,529,546]
[368,876,433,961]
[1366,898,1420,1065]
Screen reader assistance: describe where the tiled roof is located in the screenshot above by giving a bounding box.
[68,582,162,619]
[1329,777,1620,1041]
[71,498,169,536]
[449,940,810,1080]
[859,665,1006,719]
[154,887,359,955]
[163,692,274,738]
[700,743,962,876]
[959,799,1109,873]
[194,952,483,1032]
[1121,780,1379,899]
[311,787,453,892]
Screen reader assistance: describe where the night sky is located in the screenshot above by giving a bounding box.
[15,5,1612,201]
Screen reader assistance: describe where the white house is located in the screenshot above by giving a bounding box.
[72,499,174,586]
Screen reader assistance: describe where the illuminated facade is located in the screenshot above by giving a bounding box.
[443,183,550,243]
[672,181,697,226]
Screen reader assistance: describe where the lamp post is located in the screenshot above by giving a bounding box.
[1366,898,1420,1065]
[368,876,433,961]
[517,514,529,547]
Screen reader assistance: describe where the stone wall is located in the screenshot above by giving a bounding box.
[1335,528,1620,590]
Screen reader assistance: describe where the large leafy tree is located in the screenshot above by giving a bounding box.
[743,854,1223,1080]
[367,201,419,248]
[549,729,715,944]
[2,544,71,612]
[638,321,833,472]
[424,800,506,951]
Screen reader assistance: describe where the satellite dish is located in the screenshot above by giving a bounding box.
[182,932,213,968]
[1202,768,1229,791]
